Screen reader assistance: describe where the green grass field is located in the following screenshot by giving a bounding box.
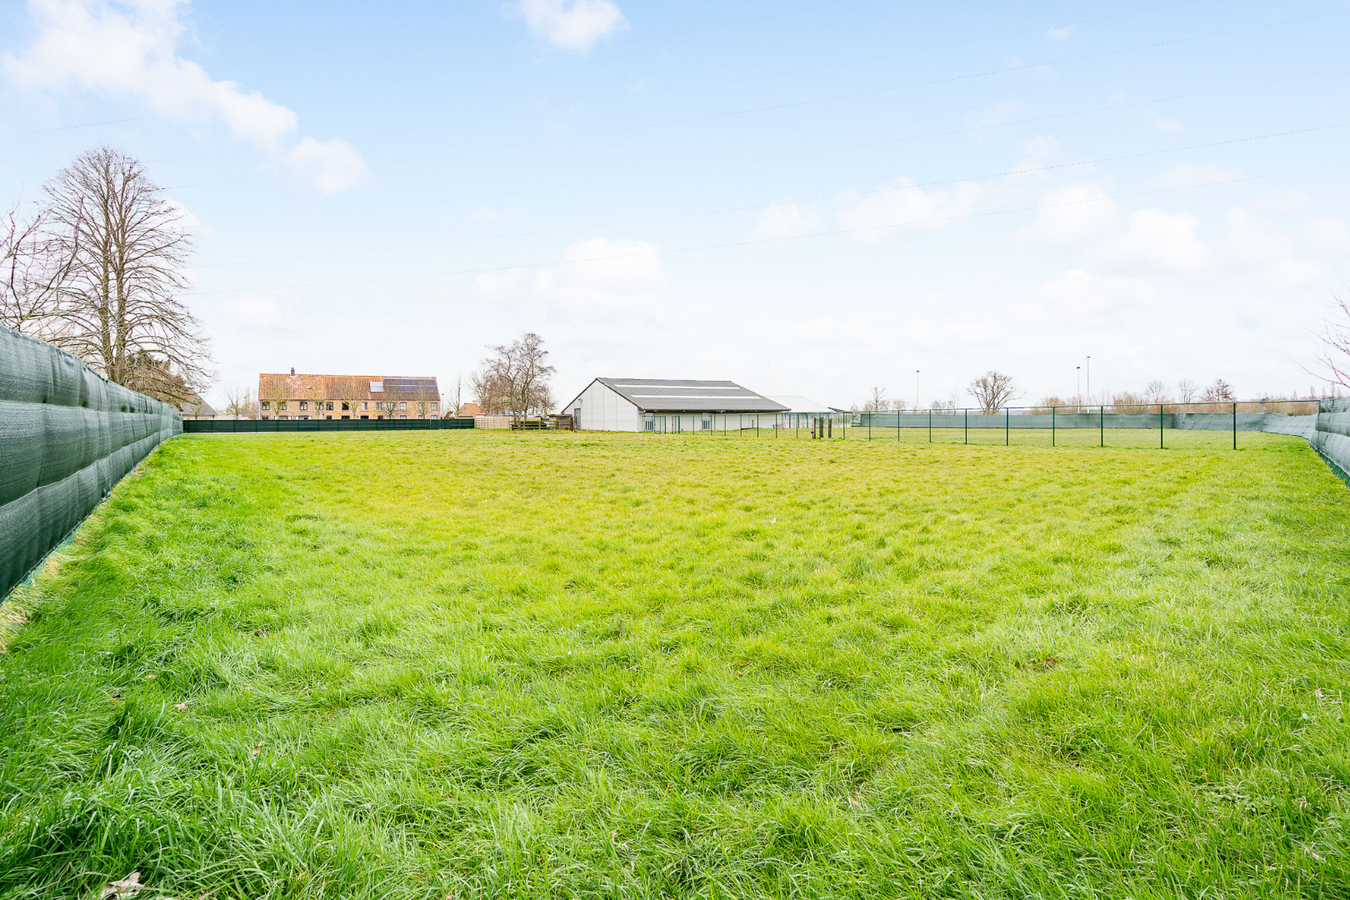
[2,431,1349,898]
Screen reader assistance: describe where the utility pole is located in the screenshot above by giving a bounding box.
[915,369,920,411]
[1076,366,1081,406]
[1086,356,1092,403]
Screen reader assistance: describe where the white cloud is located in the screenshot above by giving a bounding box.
[965,100,1023,133]
[1304,217,1350,256]
[510,0,627,53]
[1020,269,1156,324]
[473,268,525,302]
[1023,183,1118,245]
[1223,208,1324,289]
[221,295,296,333]
[533,238,662,314]
[4,0,367,193]
[752,202,819,242]
[1101,208,1210,276]
[1047,25,1074,40]
[1153,163,1244,189]
[163,197,209,238]
[1150,110,1183,132]
[836,178,983,244]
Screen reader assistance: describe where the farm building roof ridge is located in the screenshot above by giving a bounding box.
[258,372,439,400]
[592,377,789,413]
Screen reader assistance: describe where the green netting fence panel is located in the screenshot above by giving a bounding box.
[0,325,181,600]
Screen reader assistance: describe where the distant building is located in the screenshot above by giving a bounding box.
[458,401,485,417]
[257,370,440,420]
[562,377,788,432]
[175,392,219,420]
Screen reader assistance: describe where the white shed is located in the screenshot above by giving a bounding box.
[563,378,789,432]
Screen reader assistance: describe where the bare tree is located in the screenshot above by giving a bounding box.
[0,202,76,340]
[1201,379,1235,403]
[968,371,1018,413]
[1317,295,1350,390]
[930,395,959,411]
[452,374,464,416]
[224,386,258,419]
[863,385,888,411]
[1176,379,1199,403]
[412,381,439,419]
[43,147,207,403]
[470,364,509,415]
[478,332,556,421]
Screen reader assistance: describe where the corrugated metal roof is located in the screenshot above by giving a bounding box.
[768,395,832,413]
[596,378,788,412]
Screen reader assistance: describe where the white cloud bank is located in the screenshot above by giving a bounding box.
[836,178,984,244]
[753,202,820,242]
[510,0,627,54]
[474,237,663,317]
[4,0,367,193]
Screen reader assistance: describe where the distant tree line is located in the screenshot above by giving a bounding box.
[0,146,207,405]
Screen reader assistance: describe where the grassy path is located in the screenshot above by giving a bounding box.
[1,432,1348,898]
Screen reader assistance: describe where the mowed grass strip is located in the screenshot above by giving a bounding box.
[1,431,1348,898]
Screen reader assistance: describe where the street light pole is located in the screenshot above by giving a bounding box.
[1086,356,1092,403]
[1076,366,1081,408]
[915,369,920,412]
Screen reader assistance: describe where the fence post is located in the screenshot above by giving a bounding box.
[928,409,932,443]
[964,408,968,445]
[1233,401,1237,450]
[868,412,871,441]
[1100,405,1104,447]
[1052,405,1056,447]
[1160,402,1165,449]
[1005,408,1009,446]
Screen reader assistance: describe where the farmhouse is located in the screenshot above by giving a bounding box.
[258,370,440,420]
[564,377,788,432]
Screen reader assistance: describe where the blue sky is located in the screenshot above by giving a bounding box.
[3,0,1348,408]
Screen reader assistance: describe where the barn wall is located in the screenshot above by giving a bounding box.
[570,381,641,431]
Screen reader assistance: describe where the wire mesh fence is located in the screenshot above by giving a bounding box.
[644,399,1331,452]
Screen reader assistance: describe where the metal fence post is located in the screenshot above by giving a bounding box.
[964,408,968,445]
[868,412,871,441]
[1052,405,1056,447]
[1005,408,1009,446]
[928,409,932,443]
[1233,401,1237,450]
[1100,405,1104,447]
[1160,402,1165,449]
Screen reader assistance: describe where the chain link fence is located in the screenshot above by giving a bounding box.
[655,399,1349,482]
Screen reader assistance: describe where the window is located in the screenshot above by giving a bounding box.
[399,401,407,410]
[299,401,308,410]
[278,401,287,410]
[361,401,368,410]
[400,414,408,419]
[430,402,438,410]
[370,381,383,393]
[326,401,334,411]
[260,401,270,410]
[341,402,349,411]
[701,416,712,431]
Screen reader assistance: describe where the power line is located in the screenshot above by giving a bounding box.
[183,162,1348,299]
[391,8,1348,164]
[187,116,1350,272]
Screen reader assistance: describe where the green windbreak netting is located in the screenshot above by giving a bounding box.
[1312,399,1350,483]
[0,325,181,600]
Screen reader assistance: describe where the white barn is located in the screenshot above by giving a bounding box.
[564,378,789,432]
